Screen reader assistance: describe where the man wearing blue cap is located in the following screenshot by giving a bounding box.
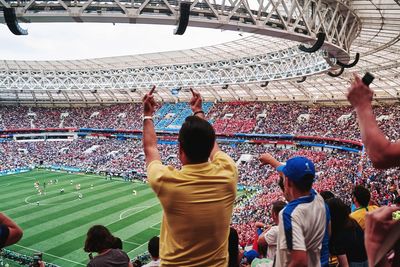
[260,153,330,267]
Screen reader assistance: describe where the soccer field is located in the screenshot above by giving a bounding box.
[0,169,162,267]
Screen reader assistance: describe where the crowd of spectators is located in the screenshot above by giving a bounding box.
[1,137,399,250]
[1,103,400,142]
[1,99,399,266]
[0,104,143,130]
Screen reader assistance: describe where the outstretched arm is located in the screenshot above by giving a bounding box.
[259,152,282,169]
[190,88,220,160]
[347,73,400,169]
[142,86,161,166]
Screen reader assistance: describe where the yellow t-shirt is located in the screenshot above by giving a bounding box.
[147,151,238,267]
[350,205,379,230]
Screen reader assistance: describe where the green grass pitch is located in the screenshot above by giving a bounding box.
[0,169,162,266]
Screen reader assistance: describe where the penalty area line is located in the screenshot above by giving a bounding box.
[126,221,161,256]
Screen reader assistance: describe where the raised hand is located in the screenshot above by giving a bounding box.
[259,153,282,169]
[347,73,374,109]
[143,85,157,116]
[189,88,202,113]
[259,153,275,166]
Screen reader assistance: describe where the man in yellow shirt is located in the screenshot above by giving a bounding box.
[142,86,238,266]
[350,185,379,230]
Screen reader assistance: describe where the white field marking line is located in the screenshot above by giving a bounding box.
[127,221,161,256]
[119,206,153,220]
[24,177,133,205]
[5,188,87,212]
[123,240,142,246]
[4,170,142,196]
[127,242,148,256]
[13,244,85,266]
[24,192,80,206]
[106,202,159,227]
[24,195,56,206]
[3,180,147,213]
[150,227,160,231]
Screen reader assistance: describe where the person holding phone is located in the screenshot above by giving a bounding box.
[347,73,400,169]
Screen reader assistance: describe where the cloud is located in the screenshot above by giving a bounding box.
[0,23,242,61]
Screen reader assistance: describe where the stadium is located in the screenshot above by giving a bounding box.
[0,0,399,267]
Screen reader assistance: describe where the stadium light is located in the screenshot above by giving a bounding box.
[299,32,325,53]
[328,66,344,78]
[297,77,307,83]
[3,7,28,35]
[336,53,360,69]
[174,2,191,35]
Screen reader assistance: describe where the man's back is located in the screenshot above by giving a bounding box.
[147,151,238,266]
[276,192,327,267]
[350,205,379,230]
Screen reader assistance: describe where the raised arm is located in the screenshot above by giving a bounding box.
[189,88,220,160]
[347,73,400,169]
[142,86,161,166]
[259,152,282,169]
[0,212,23,248]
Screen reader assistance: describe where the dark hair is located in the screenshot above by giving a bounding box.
[257,240,268,259]
[394,196,400,205]
[353,185,371,207]
[320,191,335,201]
[327,197,356,236]
[327,197,367,259]
[178,116,215,163]
[84,225,116,253]
[148,236,159,259]
[113,237,123,249]
[292,173,314,192]
[132,259,142,267]
[228,227,239,267]
[272,201,286,215]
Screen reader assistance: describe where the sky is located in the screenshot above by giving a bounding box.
[0,23,244,61]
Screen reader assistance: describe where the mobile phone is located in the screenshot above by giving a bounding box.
[393,210,400,220]
[362,72,374,86]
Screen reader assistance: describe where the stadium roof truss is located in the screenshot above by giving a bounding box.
[0,0,399,104]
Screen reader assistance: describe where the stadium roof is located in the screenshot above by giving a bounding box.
[0,0,399,104]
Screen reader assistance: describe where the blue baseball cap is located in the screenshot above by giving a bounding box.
[244,250,259,263]
[276,156,315,183]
